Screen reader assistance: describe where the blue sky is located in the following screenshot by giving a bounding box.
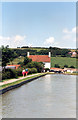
[0,2,76,48]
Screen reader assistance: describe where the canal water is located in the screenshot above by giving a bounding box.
[2,74,76,118]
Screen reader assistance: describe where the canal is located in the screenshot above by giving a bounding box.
[2,74,76,118]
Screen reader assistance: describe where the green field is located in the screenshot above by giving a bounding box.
[51,57,77,68]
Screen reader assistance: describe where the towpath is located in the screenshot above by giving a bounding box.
[0,73,40,86]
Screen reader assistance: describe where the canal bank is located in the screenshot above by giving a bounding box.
[0,72,77,95]
[0,73,47,95]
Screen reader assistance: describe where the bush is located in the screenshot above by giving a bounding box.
[26,61,44,73]
[31,68,37,73]
[2,68,18,80]
[16,68,23,76]
[27,68,37,74]
[24,56,32,65]
[26,62,34,68]
[16,67,37,76]
[54,64,60,68]
[27,68,32,74]
[64,65,68,68]
[69,66,75,68]
[2,72,10,80]
[45,68,50,72]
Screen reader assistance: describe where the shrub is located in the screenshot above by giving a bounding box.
[31,68,37,73]
[45,68,50,72]
[69,66,75,68]
[26,62,34,68]
[0,72,2,82]
[64,65,68,68]
[24,56,32,65]
[54,64,60,68]
[27,68,32,74]
[16,68,23,76]
[26,61,44,72]
[2,68,18,80]
[2,72,9,80]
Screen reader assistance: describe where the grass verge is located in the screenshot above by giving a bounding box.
[0,73,47,90]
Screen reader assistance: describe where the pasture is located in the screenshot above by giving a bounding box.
[51,57,76,68]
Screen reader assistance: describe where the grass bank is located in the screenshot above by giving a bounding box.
[0,73,47,93]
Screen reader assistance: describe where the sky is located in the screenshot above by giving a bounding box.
[0,2,76,48]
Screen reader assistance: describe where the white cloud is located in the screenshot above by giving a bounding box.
[62,27,76,42]
[0,35,27,48]
[0,36,10,41]
[63,28,70,34]
[72,27,76,33]
[44,37,55,45]
[63,26,78,34]
[13,35,26,42]
[63,35,71,40]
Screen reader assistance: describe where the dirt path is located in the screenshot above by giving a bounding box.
[0,73,40,86]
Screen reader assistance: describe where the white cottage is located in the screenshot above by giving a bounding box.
[27,52,51,69]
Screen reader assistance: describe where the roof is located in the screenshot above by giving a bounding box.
[50,68,78,72]
[64,68,77,71]
[6,65,20,69]
[7,65,20,67]
[50,68,63,71]
[28,55,50,62]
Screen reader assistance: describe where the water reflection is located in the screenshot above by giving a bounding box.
[2,74,76,118]
[0,95,2,119]
[44,74,52,91]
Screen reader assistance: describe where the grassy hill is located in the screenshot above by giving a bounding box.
[51,57,76,68]
[8,56,24,65]
[11,47,48,52]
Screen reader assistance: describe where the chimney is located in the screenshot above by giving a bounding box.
[27,52,30,57]
[48,52,51,57]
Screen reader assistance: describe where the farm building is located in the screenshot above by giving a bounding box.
[68,51,77,57]
[63,68,77,73]
[27,52,51,69]
[50,68,63,73]
[6,65,20,69]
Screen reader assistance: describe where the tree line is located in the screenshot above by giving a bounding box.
[11,47,71,57]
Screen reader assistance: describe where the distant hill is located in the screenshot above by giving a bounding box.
[11,47,76,58]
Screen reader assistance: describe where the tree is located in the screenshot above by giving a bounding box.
[26,61,44,72]
[64,65,68,68]
[69,66,75,68]
[61,49,70,57]
[54,64,60,68]
[23,56,32,65]
[2,46,16,67]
